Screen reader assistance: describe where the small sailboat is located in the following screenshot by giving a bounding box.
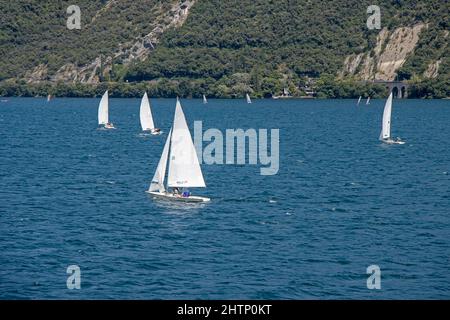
[366,97,371,105]
[47,94,52,102]
[246,93,252,104]
[357,96,362,105]
[98,90,115,129]
[203,95,208,104]
[140,92,161,135]
[147,98,210,203]
[379,92,405,145]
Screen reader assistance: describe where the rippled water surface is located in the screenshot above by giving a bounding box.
[0,98,449,299]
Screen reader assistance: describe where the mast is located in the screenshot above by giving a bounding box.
[140,92,155,130]
[380,92,393,140]
[98,91,109,125]
[167,99,206,188]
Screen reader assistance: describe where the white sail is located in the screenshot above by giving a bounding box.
[357,96,362,105]
[149,129,172,192]
[366,97,371,105]
[168,99,206,188]
[98,91,109,125]
[140,92,155,131]
[203,95,208,104]
[380,92,393,140]
[246,93,252,104]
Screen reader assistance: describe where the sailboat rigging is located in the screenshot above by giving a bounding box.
[146,98,210,202]
[379,92,405,144]
[98,90,115,129]
[140,92,161,135]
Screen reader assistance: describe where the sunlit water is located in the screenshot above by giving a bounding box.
[0,97,449,299]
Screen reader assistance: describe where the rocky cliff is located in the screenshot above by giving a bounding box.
[340,24,426,81]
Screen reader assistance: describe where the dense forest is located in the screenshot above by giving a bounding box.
[0,0,448,98]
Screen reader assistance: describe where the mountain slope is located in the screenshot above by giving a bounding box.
[0,0,448,98]
[0,0,195,82]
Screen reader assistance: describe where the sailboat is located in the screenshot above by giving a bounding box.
[98,91,115,129]
[140,92,161,135]
[47,94,52,102]
[357,96,362,105]
[203,95,208,104]
[146,98,210,203]
[366,97,371,105]
[379,92,405,145]
[246,93,252,104]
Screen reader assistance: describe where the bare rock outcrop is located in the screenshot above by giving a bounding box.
[48,0,196,84]
[340,24,425,81]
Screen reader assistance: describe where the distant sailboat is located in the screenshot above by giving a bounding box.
[366,97,371,105]
[147,98,210,202]
[203,95,208,104]
[246,93,252,104]
[357,96,362,105]
[47,94,52,102]
[379,92,405,145]
[140,92,161,135]
[98,90,115,129]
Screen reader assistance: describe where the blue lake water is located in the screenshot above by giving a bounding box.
[0,97,449,299]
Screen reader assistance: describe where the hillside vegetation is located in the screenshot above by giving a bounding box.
[0,0,448,98]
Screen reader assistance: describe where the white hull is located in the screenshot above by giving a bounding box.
[146,191,210,203]
[381,138,405,145]
[143,129,162,135]
[99,124,116,130]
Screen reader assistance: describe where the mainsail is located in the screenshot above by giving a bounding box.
[149,129,172,192]
[98,91,109,125]
[357,96,362,105]
[246,93,252,104]
[140,92,155,131]
[203,95,208,104]
[380,92,393,140]
[366,97,371,105]
[167,99,206,188]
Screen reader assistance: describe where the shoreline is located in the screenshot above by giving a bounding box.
[0,79,448,100]
[1,96,448,100]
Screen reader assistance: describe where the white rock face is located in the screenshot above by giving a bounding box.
[340,23,426,81]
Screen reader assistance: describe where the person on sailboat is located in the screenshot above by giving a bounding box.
[105,122,115,129]
[151,128,161,134]
[182,189,191,198]
[172,187,181,196]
